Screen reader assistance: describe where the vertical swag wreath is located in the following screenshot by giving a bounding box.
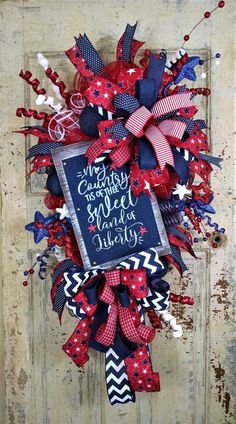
[16,2,226,405]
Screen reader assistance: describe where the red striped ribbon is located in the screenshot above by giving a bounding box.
[151,92,193,118]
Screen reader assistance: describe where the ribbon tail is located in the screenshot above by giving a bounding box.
[172,148,189,184]
[75,34,104,75]
[62,317,91,367]
[109,144,132,168]
[85,139,108,164]
[147,52,166,101]
[145,124,174,169]
[198,153,223,168]
[120,22,137,62]
[105,347,135,405]
[152,92,193,119]
[119,304,155,343]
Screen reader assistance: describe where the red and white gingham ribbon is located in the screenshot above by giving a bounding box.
[95,270,155,346]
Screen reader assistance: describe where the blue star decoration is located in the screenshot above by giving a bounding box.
[25,211,57,244]
[174,56,200,85]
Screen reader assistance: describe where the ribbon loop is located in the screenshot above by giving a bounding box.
[125,106,154,138]
[120,269,148,298]
[105,269,121,287]
[151,92,193,118]
[118,303,155,343]
[113,93,140,114]
[95,303,118,346]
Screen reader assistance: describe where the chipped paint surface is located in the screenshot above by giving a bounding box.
[17,369,28,391]
[0,0,235,423]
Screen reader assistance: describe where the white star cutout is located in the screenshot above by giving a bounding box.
[104,93,109,98]
[96,81,102,86]
[144,180,150,192]
[173,184,192,200]
[127,68,136,75]
[56,203,70,220]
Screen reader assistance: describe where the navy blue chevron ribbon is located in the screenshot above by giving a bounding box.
[105,347,135,405]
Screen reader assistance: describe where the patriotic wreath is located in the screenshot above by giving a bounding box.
[17,2,226,406]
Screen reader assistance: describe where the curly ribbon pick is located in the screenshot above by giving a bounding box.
[36,94,63,113]
[54,245,66,262]
[169,293,194,305]
[165,48,186,69]
[45,68,70,104]
[19,70,46,95]
[16,108,50,121]
[37,53,65,102]
[158,309,183,338]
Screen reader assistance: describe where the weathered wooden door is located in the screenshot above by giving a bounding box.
[0,1,235,423]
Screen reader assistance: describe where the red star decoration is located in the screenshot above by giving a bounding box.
[88,224,96,233]
[139,226,148,236]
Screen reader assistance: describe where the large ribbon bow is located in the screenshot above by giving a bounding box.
[61,268,158,368]
[95,269,155,346]
[86,91,193,170]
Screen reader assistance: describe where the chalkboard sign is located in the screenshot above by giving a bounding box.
[53,142,170,270]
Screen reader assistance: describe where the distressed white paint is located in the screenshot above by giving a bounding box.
[0,1,235,423]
